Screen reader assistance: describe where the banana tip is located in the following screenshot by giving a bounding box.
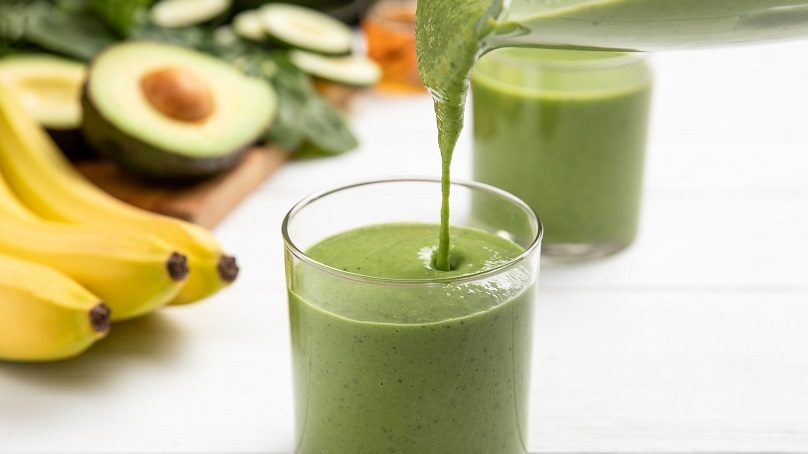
[90,303,111,334]
[167,252,189,281]
[217,255,239,283]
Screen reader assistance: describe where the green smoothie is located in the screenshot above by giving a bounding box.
[289,222,535,453]
[471,49,652,248]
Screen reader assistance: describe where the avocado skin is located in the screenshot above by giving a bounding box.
[47,127,97,162]
[80,87,254,182]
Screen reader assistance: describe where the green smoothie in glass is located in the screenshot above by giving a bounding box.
[283,179,542,454]
[472,48,652,258]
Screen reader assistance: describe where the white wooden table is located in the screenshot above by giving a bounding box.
[1,40,807,453]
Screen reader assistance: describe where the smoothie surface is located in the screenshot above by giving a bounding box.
[299,222,528,324]
[307,222,523,280]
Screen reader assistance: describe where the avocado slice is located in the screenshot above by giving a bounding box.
[82,41,277,181]
[0,54,94,159]
[0,54,86,130]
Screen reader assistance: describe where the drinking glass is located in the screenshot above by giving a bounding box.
[282,178,542,453]
[472,49,652,260]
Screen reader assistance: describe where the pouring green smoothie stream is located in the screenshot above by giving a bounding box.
[416,0,808,264]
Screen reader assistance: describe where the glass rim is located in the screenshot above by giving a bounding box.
[281,177,543,287]
[481,47,650,71]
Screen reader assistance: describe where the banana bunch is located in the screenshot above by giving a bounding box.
[0,170,187,321]
[0,85,239,362]
[0,85,239,305]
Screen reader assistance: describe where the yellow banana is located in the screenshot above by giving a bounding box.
[0,169,187,321]
[0,252,110,362]
[0,85,238,305]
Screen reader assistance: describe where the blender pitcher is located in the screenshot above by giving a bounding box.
[482,0,808,52]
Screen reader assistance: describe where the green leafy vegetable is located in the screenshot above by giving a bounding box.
[89,0,154,37]
[0,2,28,44]
[263,52,357,154]
[262,53,312,150]
[21,2,116,61]
[302,95,358,154]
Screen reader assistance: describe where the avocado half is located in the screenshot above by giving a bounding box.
[82,41,277,180]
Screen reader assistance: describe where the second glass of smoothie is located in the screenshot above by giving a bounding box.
[472,48,652,260]
[282,178,542,453]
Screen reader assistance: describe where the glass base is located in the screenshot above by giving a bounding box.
[541,240,631,262]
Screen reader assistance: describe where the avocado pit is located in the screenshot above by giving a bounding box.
[140,67,214,122]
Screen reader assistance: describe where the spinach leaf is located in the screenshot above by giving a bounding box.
[262,52,312,151]
[22,2,116,61]
[89,0,154,37]
[265,87,307,151]
[301,95,358,154]
[0,1,28,44]
[263,55,309,150]
[263,51,357,154]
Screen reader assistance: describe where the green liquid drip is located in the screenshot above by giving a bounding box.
[416,0,491,271]
[433,96,464,272]
[435,155,451,271]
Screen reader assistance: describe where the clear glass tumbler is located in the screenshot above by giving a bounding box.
[282,178,542,453]
[472,48,653,261]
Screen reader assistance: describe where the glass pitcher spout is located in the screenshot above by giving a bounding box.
[481,0,808,53]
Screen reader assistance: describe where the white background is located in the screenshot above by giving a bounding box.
[1,38,807,453]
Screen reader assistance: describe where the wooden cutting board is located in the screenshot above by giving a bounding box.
[73,83,358,229]
[74,146,288,229]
